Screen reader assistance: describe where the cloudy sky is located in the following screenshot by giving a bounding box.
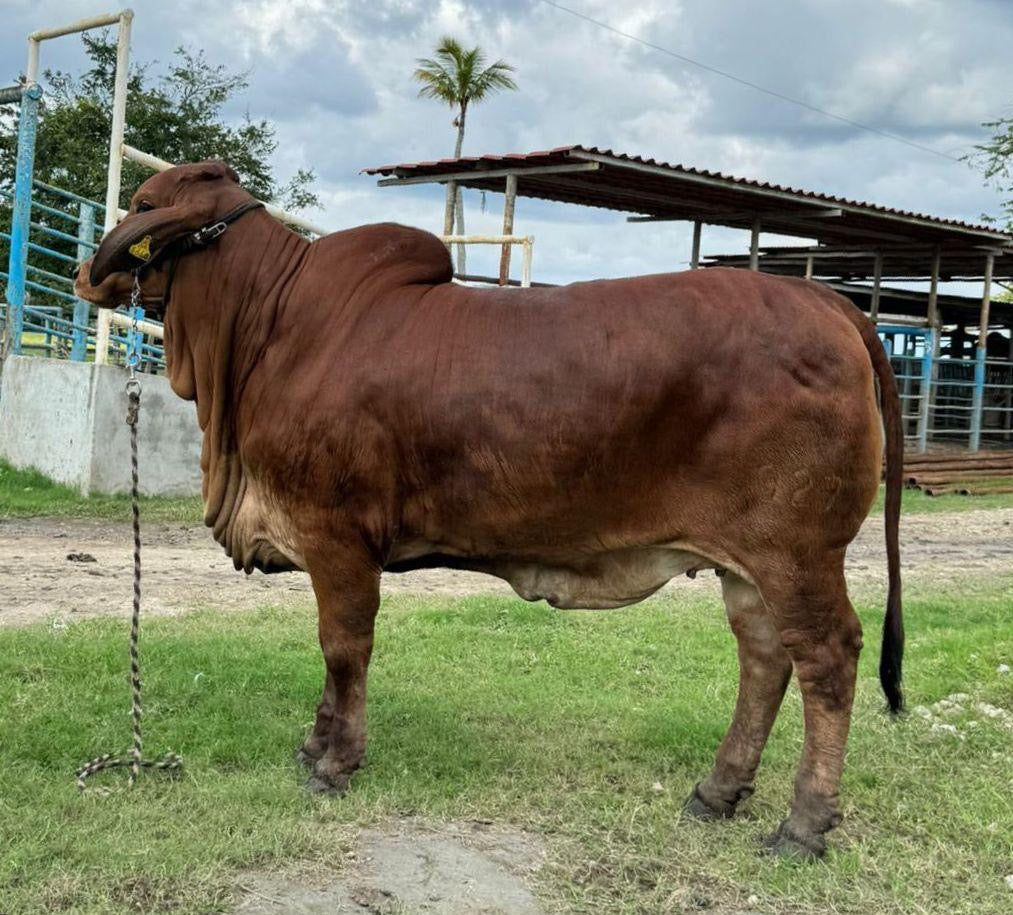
[4,0,1013,285]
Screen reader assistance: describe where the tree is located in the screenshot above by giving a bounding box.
[0,33,318,323]
[0,32,319,212]
[413,37,517,273]
[967,114,1013,231]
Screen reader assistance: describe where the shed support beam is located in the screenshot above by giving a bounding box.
[690,220,702,270]
[377,161,600,188]
[498,174,518,286]
[442,181,456,240]
[970,252,994,452]
[805,254,814,280]
[927,246,941,327]
[869,252,884,323]
[749,218,761,271]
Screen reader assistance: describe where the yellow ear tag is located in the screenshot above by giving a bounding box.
[128,235,153,261]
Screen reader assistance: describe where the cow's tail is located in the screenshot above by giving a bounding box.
[832,297,904,714]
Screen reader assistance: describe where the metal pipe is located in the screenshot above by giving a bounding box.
[917,328,937,452]
[122,144,330,236]
[108,309,164,338]
[4,84,42,357]
[690,220,702,270]
[749,217,761,271]
[28,11,126,43]
[103,11,133,233]
[521,238,533,288]
[72,202,96,361]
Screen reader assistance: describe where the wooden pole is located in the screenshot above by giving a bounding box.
[498,174,518,286]
[749,217,761,271]
[927,246,941,327]
[922,247,942,448]
[870,252,883,322]
[970,252,995,452]
[442,181,456,244]
[977,252,994,349]
[690,220,702,270]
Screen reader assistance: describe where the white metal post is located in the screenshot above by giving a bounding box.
[95,12,134,365]
[521,237,533,288]
[23,9,133,366]
[690,220,701,270]
[749,217,761,271]
[104,11,133,233]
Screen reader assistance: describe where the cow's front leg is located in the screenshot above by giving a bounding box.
[303,548,381,794]
[297,669,334,767]
[686,572,793,819]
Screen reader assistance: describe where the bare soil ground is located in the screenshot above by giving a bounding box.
[2,508,1011,627]
[235,820,547,915]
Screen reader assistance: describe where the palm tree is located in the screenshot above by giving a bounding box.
[414,37,517,273]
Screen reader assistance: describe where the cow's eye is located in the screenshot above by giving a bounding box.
[136,202,155,213]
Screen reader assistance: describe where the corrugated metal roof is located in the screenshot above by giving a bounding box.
[364,144,1011,243]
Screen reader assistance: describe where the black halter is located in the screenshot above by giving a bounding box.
[136,199,265,308]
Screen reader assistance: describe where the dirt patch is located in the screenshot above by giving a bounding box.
[234,820,546,915]
[1,508,1011,628]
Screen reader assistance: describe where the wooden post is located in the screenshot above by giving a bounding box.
[690,220,702,269]
[498,174,517,286]
[927,246,941,327]
[970,253,994,452]
[442,180,456,244]
[870,252,883,323]
[920,248,942,450]
[749,217,761,271]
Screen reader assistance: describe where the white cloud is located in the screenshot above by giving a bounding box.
[3,0,1011,286]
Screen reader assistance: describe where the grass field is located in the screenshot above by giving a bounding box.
[3,459,1013,522]
[2,586,1012,914]
[0,460,201,523]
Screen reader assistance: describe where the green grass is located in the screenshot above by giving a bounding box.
[2,587,1011,914]
[0,460,202,524]
[3,458,1012,524]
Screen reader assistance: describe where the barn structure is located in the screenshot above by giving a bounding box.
[365,145,1013,455]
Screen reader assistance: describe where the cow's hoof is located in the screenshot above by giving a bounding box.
[683,783,736,821]
[304,772,350,796]
[760,821,826,860]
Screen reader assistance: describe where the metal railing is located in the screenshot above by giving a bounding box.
[880,325,1013,452]
[2,179,165,371]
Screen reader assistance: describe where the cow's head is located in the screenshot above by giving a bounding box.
[75,160,248,316]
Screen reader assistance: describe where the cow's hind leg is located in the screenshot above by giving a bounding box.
[303,549,381,794]
[761,557,863,859]
[686,572,793,820]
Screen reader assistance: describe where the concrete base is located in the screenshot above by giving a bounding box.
[0,355,202,496]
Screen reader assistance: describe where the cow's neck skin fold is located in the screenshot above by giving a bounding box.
[161,211,309,535]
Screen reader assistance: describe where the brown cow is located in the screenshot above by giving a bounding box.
[76,161,903,859]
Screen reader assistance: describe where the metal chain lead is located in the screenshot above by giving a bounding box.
[76,275,182,792]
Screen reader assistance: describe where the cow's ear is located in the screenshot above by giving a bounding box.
[89,204,206,285]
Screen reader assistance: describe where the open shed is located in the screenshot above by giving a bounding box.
[365,145,1013,452]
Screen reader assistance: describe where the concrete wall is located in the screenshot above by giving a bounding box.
[0,355,202,496]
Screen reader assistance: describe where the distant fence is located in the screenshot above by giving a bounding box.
[880,325,1013,452]
[1,179,165,372]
